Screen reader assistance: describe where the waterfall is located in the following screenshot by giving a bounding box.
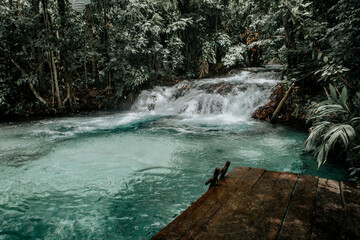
[131,71,280,120]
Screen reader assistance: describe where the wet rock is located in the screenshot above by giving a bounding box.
[252,84,282,121]
[196,82,246,96]
[147,95,157,111]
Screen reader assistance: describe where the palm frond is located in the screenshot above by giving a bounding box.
[305,121,331,150]
[313,123,356,168]
[310,104,347,121]
[350,117,360,125]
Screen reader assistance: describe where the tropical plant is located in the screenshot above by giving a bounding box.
[0,0,359,123]
[305,84,360,168]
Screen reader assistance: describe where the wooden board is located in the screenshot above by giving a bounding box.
[183,168,267,239]
[242,172,298,239]
[151,167,251,240]
[151,167,360,240]
[278,174,318,240]
[341,182,360,240]
[310,178,345,240]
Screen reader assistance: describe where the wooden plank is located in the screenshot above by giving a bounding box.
[278,174,318,240]
[152,167,360,240]
[151,167,251,240]
[310,178,345,240]
[182,168,271,239]
[241,171,299,239]
[341,182,360,240]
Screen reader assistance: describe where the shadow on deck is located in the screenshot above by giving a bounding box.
[151,167,360,240]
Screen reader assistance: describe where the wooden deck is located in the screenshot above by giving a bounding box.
[151,167,360,240]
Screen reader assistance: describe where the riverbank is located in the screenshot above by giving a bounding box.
[1,66,288,122]
[0,70,349,239]
[0,65,324,136]
[0,77,181,122]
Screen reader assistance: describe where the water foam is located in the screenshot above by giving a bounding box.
[0,69,348,239]
[131,71,280,121]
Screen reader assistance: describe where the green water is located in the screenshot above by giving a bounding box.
[0,72,348,239]
[0,113,347,239]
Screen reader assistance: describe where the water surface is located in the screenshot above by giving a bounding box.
[0,71,347,239]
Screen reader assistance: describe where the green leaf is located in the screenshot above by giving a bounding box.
[339,87,348,108]
[329,84,337,101]
[350,168,360,176]
[356,92,360,100]
[317,52,322,60]
[323,56,329,63]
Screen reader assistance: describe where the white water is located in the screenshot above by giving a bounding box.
[132,71,279,122]
[0,70,347,239]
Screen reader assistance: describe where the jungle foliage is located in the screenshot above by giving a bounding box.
[284,0,360,173]
[0,0,262,116]
[0,1,359,172]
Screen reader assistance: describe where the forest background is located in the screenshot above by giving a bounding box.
[0,0,359,175]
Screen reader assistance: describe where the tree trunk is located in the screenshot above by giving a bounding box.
[31,0,46,94]
[283,11,296,76]
[178,0,191,71]
[58,0,74,111]
[42,0,62,109]
[47,53,55,107]
[51,51,62,109]
[16,0,22,16]
[102,0,111,92]
[86,5,98,81]
[270,83,295,123]
[29,82,47,105]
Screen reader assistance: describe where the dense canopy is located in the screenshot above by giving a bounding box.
[0,0,359,172]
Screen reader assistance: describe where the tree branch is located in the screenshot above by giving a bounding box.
[29,82,48,105]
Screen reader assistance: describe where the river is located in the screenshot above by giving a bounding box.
[0,71,347,239]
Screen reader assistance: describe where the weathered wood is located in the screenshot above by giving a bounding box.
[205,167,220,189]
[219,161,231,180]
[279,174,318,240]
[270,83,295,123]
[341,182,360,240]
[151,168,360,240]
[241,172,298,239]
[188,170,278,239]
[152,167,250,240]
[310,178,345,240]
[184,168,266,239]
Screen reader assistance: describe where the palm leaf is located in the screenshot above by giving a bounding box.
[329,84,337,102]
[305,121,331,150]
[314,124,356,168]
[339,87,348,108]
[310,104,347,121]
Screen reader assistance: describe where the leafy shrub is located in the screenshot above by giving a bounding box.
[305,84,360,168]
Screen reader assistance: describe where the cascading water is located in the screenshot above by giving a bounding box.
[132,71,278,120]
[0,70,347,239]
